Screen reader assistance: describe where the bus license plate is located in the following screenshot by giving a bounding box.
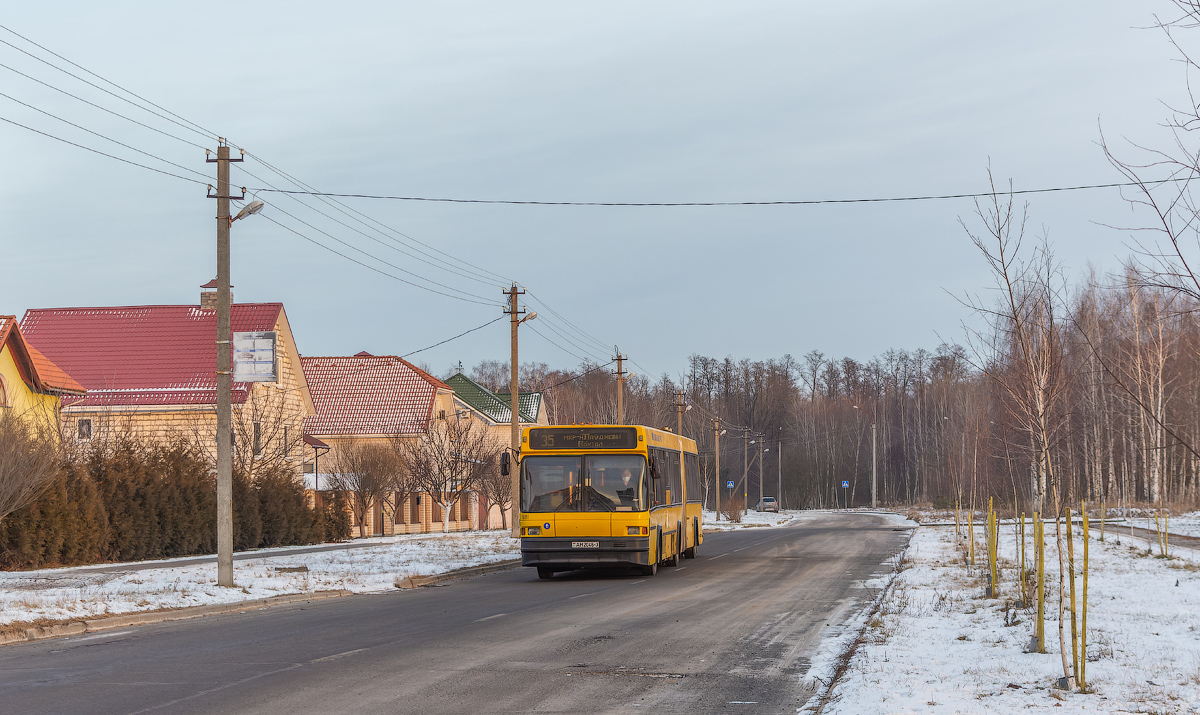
[572,541,599,548]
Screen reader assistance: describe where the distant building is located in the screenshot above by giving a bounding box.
[20,291,313,475]
[0,314,85,431]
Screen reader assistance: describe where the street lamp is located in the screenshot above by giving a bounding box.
[207,139,264,588]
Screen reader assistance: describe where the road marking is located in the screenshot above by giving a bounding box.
[474,613,508,621]
[708,553,728,559]
[569,593,594,600]
[675,567,686,571]
[728,701,759,704]
[67,631,133,643]
[311,648,366,663]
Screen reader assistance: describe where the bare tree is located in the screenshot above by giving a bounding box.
[476,462,513,530]
[327,442,400,538]
[959,173,1074,686]
[0,409,61,525]
[398,418,498,534]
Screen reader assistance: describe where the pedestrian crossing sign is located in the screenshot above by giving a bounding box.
[726,481,735,488]
[841,480,850,488]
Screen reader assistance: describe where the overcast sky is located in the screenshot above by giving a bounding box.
[0,2,1188,380]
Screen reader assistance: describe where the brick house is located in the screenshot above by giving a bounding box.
[302,352,481,536]
[20,297,313,474]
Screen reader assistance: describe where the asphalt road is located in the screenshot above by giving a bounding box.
[0,512,911,715]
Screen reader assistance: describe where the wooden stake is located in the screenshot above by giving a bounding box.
[1081,501,1089,690]
[1067,506,1079,684]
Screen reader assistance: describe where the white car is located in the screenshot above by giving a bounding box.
[756,496,779,513]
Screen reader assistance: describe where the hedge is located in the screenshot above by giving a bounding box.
[0,438,349,569]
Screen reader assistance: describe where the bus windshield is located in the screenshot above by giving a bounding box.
[521,455,647,513]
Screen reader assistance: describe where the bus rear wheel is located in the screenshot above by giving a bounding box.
[537,567,555,580]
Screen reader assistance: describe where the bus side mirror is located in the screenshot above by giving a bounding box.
[500,452,510,477]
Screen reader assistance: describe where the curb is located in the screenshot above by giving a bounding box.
[0,589,353,648]
[393,559,521,589]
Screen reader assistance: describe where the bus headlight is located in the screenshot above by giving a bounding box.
[526,526,540,536]
[627,526,641,536]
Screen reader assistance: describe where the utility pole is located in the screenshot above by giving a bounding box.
[675,391,686,438]
[613,347,626,425]
[742,430,749,512]
[758,436,764,510]
[777,440,782,509]
[871,422,878,509]
[504,283,525,538]
[714,419,721,521]
[207,140,244,588]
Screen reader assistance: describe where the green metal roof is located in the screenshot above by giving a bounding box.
[445,373,540,423]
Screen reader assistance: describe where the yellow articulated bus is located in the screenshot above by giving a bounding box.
[517,425,703,579]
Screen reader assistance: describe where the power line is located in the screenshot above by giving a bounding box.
[0,114,209,185]
[0,59,208,149]
[525,322,592,363]
[0,33,215,144]
[235,160,505,290]
[249,176,1193,207]
[540,360,617,391]
[0,23,220,142]
[400,315,505,359]
[0,90,213,181]
[256,212,497,306]
[245,153,513,287]
[247,197,500,304]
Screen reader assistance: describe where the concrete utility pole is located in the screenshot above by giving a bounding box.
[871,422,878,509]
[758,437,764,509]
[675,391,686,438]
[613,348,626,425]
[714,420,721,521]
[206,140,244,588]
[742,430,749,511]
[504,284,525,538]
[777,440,783,509]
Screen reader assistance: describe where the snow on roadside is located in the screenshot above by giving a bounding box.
[820,522,1200,714]
[0,530,519,627]
[702,508,799,531]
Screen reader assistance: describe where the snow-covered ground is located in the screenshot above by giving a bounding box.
[1166,510,1200,539]
[813,519,1200,714]
[0,530,519,627]
[702,508,798,530]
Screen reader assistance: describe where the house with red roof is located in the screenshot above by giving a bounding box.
[302,352,482,536]
[20,292,313,476]
[0,315,85,430]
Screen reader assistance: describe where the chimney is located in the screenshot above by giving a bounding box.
[200,279,232,311]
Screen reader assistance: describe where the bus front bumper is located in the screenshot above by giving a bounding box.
[521,537,650,568]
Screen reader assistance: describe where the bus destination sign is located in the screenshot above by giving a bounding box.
[529,427,638,450]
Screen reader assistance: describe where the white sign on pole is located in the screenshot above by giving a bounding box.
[233,331,278,382]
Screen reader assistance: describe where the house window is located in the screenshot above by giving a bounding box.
[253,422,262,456]
[410,495,421,524]
[0,376,7,407]
[439,409,446,420]
[77,419,93,440]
